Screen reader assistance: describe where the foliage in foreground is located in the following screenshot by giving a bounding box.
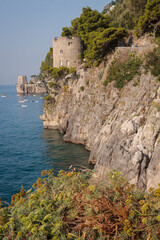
[0,170,160,240]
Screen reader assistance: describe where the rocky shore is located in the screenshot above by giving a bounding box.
[40,47,160,191]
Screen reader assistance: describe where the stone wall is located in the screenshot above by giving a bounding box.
[16,76,47,94]
[53,36,81,68]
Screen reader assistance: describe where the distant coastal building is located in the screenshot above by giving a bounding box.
[16,75,47,94]
[53,36,82,69]
[17,76,28,86]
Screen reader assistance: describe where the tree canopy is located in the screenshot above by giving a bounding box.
[135,0,160,37]
[61,6,127,66]
[109,0,148,29]
[40,47,53,73]
[85,27,128,66]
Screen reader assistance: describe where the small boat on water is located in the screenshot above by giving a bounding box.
[1,93,6,96]
[19,100,25,103]
[21,104,27,108]
[1,95,6,98]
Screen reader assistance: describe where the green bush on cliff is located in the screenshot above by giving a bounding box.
[50,66,75,80]
[103,53,142,88]
[0,169,160,239]
[40,48,53,74]
[145,43,160,79]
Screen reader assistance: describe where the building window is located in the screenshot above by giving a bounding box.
[66,60,69,66]
[60,50,63,54]
[68,42,72,46]
[59,60,63,66]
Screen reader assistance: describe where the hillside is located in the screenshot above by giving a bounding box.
[41,35,160,191]
[0,1,160,239]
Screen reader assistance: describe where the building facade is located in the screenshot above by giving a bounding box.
[53,36,81,69]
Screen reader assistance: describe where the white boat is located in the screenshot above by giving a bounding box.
[19,100,25,103]
[21,104,27,108]
[1,95,6,98]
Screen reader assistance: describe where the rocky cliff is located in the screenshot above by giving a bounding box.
[41,44,160,191]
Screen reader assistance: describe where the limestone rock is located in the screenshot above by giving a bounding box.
[40,64,160,190]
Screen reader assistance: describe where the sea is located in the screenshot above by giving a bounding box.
[0,85,91,204]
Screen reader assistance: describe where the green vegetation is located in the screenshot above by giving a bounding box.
[43,95,55,105]
[85,27,128,67]
[48,82,61,89]
[40,47,53,74]
[135,0,160,37]
[80,86,85,92]
[0,170,160,239]
[49,66,75,80]
[61,6,128,66]
[110,0,147,29]
[40,47,76,80]
[144,43,160,79]
[103,53,142,88]
[98,69,104,80]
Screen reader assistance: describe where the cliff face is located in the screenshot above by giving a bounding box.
[40,49,160,191]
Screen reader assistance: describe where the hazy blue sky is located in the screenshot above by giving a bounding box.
[0,0,110,85]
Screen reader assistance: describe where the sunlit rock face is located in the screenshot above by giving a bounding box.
[41,59,160,191]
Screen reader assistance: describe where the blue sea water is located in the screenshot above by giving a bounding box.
[0,85,91,204]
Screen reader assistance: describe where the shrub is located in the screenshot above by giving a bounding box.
[145,44,160,78]
[63,85,68,92]
[86,79,89,85]
[80,86,85,92]
[98,69,104,80]
[0,170,160,239]
[103,54,142,88]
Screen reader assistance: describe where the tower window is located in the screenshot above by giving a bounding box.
[59,60,63,66]
[68,42,72,46]
[66,60,69,66]
[60,50,63,54]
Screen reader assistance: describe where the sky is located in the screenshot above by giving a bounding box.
[0,0,110,85]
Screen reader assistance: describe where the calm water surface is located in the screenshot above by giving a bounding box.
[0,85,91,203]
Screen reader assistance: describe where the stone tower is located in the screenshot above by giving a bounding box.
[18,75,27,85]
[53,36,81,69]
[16,76,27,94]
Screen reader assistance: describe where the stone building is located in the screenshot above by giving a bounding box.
[53,36,82,69]
[17,75,27,86]
[16,75,47,94]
